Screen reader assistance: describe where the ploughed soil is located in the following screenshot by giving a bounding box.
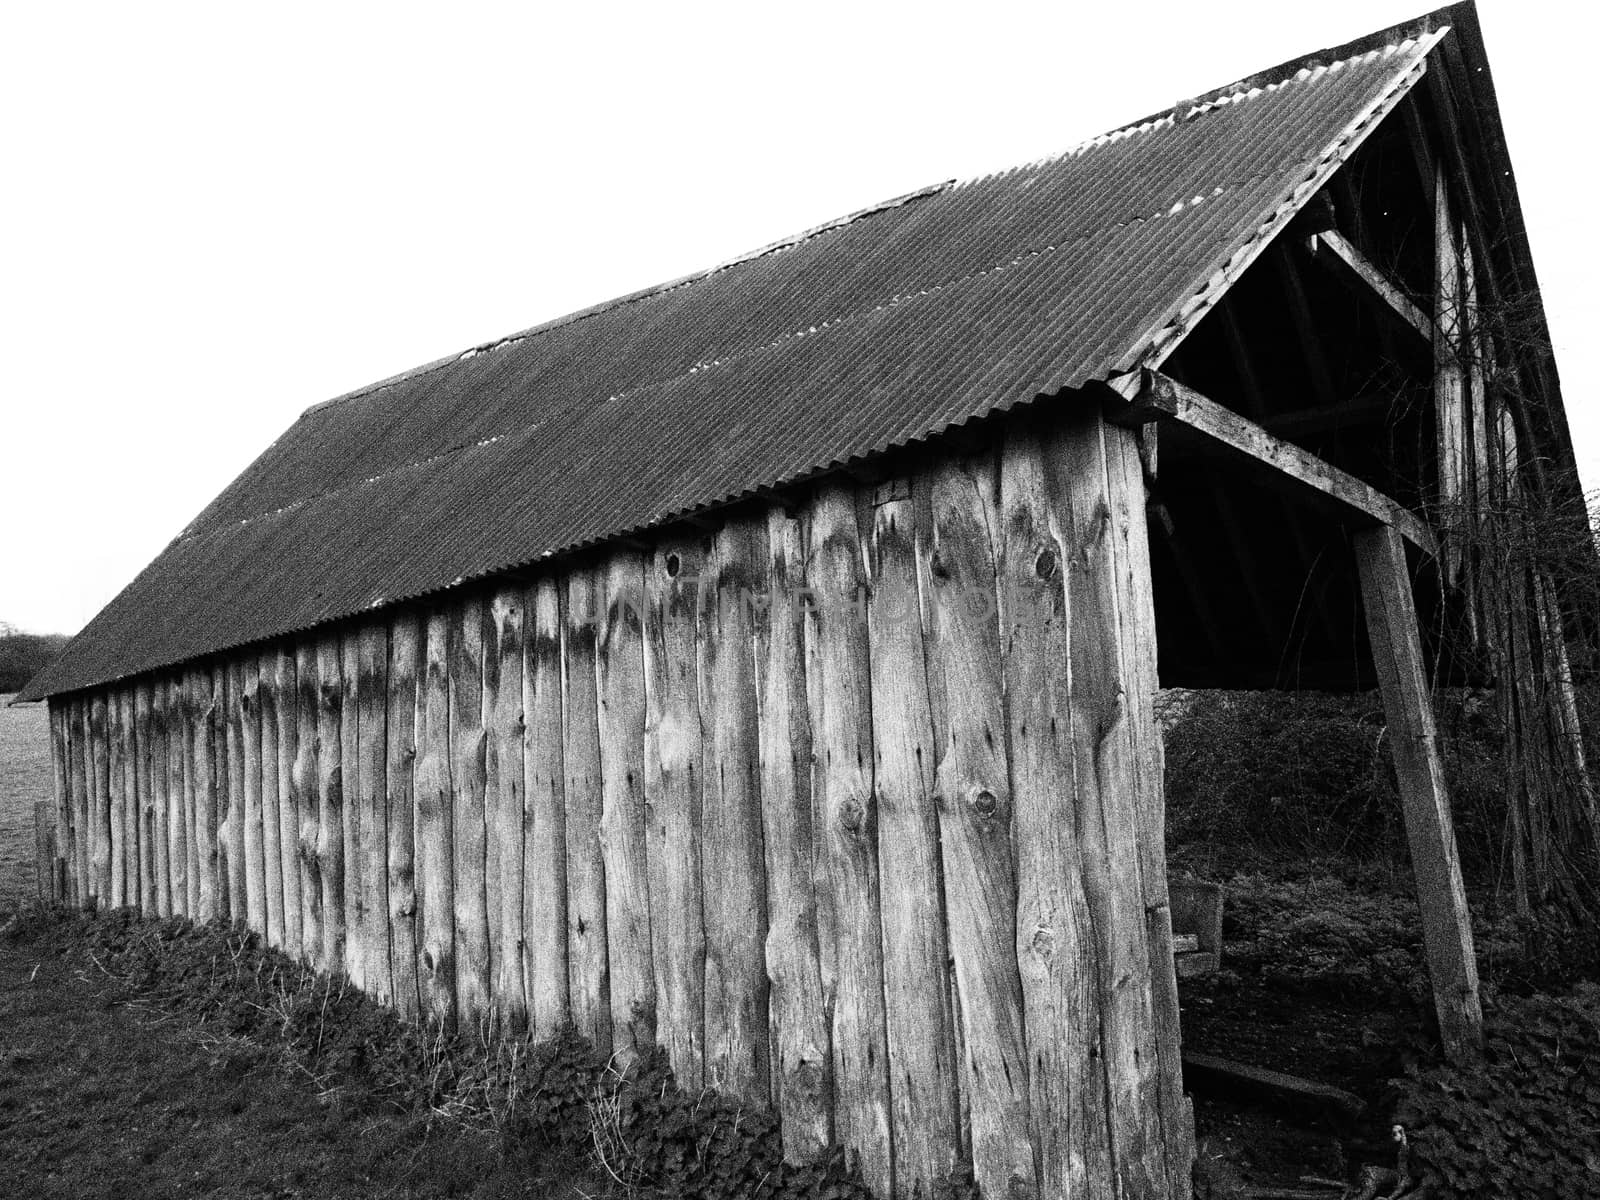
[0,920,612,1199]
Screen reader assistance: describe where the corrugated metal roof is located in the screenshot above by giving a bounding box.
[22,30,1442,701]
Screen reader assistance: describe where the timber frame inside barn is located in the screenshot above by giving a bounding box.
[21,5,1591,1198]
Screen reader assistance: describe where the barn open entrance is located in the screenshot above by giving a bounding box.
[1109,88,1485,1061]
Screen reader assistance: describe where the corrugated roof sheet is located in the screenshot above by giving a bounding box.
[22,30,1441,701]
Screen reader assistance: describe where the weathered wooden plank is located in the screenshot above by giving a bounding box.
[563,568,611,1055]
[866,486,959,1197]
[1105,369,1436,555]
[387,613,422,1022]
[1353,524,1482,1062]
[211,668,231,921]
[596,553,655,1061]
[340,634,362,985]
[109,686,130,908]
[294,643,322,964]
[126,685,143,910]
[48,704,70,904]
[1057,411,1169,1197]
[166,680,189,918]
[265,650,294,951]
[643,536,707,1090]
[523,578,569,1039]
[150,681,172,919]
[450,598,492,1030]
[919,456,1038,1198]
[417,609,457,1028]
[1001,418,1109,1197]
[134,682,157,916]
[1102,418,1194,1190]
[68,698,93,910]
[88,692,113,907]
[237,659,265,937]
[316,635,346,973]
[756,508,832,1160]
[806,482,893,1197]
[699,519,770,1102]
[187,670,215,920]
[1434,171,1466,585]
[356,623,391,1005]
[485,588,526,1030]
[223,662,249,924]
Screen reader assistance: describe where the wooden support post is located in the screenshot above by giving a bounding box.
[597,554,656,1062]
[69,697,92,910]
[257,654,283,944]
[210,668,230,921]
[238,660,264,937]
[387,613,422,1022]
[756,508,832,1160]
[109,687,129,908]
[485,588,526,1030]
[919,456,1038,1198]
[340,636,362,984]
[450,600,491,1029]
[135,682,157,916]
[699,520,772,1102]
[1353,524,1482,1062]
[644,537,708,1089]
[294,644,322,963]
[150,681,172,919]
[1434,171,1466,586]
[316,635,346,972]
[563,569,611,1054]
[167,680,189,918]
[48,704,72,907]
[417,610,457,1026]
[523,578,569,1039]
[807,482,893,1198]
[356,622,392,1004]
[223,663,249,925]
[188,671,215,920]
[1001,419,1111,1197]
[273,649,301,952]
[866,484,960,1198]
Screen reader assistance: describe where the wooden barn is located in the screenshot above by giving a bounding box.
[21,4,1592,1197]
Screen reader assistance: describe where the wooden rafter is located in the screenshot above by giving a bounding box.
[1306,230,1434,342]
[1104,369,1437,555]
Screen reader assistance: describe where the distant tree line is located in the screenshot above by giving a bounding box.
[0,625,70,694]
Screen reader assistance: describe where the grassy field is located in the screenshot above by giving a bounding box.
[0,694,49,914]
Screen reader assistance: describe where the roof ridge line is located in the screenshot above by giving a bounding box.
[293,26,1446,426]
[955,33,1429,190]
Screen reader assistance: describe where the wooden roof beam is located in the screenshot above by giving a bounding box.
[1305,230,1434,342]
[1103,369,1436,555]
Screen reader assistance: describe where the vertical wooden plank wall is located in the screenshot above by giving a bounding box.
[39,407,1189,1200]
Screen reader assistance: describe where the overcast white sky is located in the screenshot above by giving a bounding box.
[2,0,1593,637]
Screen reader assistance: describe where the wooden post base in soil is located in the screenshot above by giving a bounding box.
[1354,524,1483,1062]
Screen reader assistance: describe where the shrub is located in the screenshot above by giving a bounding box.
[1393,985,1600,1199]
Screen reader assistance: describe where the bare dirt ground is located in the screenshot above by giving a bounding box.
[0,696,49,913]
[0,917,612,1199]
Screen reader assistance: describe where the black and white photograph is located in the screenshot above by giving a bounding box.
[2,2,1595,1196]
